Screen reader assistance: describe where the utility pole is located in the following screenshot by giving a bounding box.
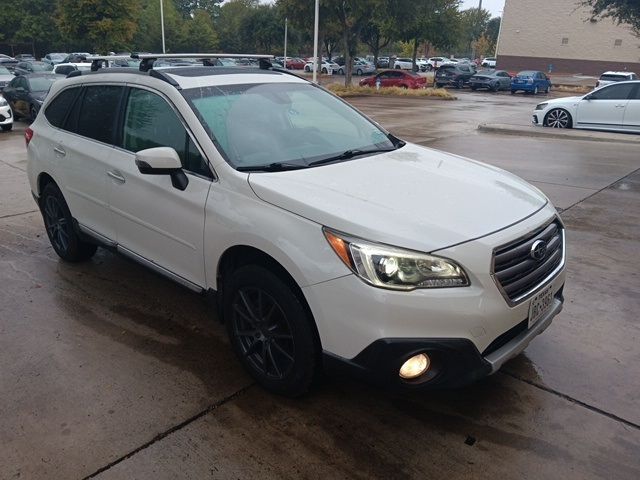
[160,0,166,54]
[312,0,319,83]
[284,18,288,69]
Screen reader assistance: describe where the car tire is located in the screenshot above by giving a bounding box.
[543,108,573,129]
[511,90,516,94]
[471,86,477,91]
[490,83,498,92]
[533,86,539,95]
[435,83,444,88]
[338,68,344,75]
[545,85,550,94]
[395,65,401,69]
[30,105,38,122]
[224,264,318,397]
[1,124,12,131]
[456,78,464,89]
[357,69,363,76]
[304,66,310,72]
[40,182,98,262]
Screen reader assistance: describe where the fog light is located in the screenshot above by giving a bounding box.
[399,353,430,380]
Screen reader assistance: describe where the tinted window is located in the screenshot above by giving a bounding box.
[44,87,80,128]
[27,77,57,92]
[123,88,210,177]
[76,85,123,144]
[632,85,640,100]
[591,83,635,100]
[599,74,628,81]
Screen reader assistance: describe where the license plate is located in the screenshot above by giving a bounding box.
[528,285,554,329]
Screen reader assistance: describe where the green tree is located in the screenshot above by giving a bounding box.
[0,0,61,55]
[581,0,640,34]
[174,0,222,18]
[56,0,141,53]
[133,0,185,52]
[485,16,501,45]
[457,7,491,57]
[182,9,219,52]
[239,5,283,53]
[360,0,398,68]
[216,0,259,52]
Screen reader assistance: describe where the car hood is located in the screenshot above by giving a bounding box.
[248,143,548,252]
[543,96,582,106]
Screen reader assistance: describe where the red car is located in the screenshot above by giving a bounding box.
[359,70,427,89]
[284,57,306,70]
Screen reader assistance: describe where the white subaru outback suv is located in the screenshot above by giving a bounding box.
[26,54,566,396]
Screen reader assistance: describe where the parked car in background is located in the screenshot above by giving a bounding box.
[53,63,92,76]
[2,73,60,121]
[511,71,552,95]
[0,58,19,72]
[435,63,476,88]
[360,70,427,89]
[394,58,415,70]
[533,80,639,133]
[304,60,340,74]
[15,54,36,61]
[0,94,13,131]
[595,71,638,88]
[416,58,429,72]
[43,53,68,67]
[285,57,306,70]
[0,66,14,89]
[62,52,91,64]
[469,70,512,91]
[0,54,14,59]
[377,57,390,68]
[15,61,53,75]
[339,60,375,76]
[426,57,448,70]
[481,57,497,68]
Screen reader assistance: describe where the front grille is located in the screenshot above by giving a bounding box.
[492,219,564,303]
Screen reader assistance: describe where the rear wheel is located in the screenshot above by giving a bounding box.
[224,265,318,397]
[544,108,572,129]
[40,183,97,262]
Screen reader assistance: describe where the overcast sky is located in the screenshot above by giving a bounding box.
[461,0,505,17]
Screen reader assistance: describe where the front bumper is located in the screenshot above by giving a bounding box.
[324,288,563,390]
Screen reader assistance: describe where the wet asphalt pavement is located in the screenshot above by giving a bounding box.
[1,90,639,479]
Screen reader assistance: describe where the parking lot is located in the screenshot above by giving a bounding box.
[1,91,639,479]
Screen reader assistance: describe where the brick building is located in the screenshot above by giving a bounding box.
[496,0,640,75]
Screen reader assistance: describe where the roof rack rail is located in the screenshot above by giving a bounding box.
[86,55,134,72]
[131,53,275,72]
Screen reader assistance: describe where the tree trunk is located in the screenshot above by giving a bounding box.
[343,29,352,86]
[411,38,418,72]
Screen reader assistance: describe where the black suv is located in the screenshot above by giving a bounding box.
[435,64,476,89]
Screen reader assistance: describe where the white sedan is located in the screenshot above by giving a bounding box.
[304,60,339,74]
[533,80,640,133]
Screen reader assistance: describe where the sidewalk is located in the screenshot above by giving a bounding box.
[478,122,640,144]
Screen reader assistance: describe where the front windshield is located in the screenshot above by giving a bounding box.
[0,67,10,75]
[29,77,57,92]
[183,82,395,170]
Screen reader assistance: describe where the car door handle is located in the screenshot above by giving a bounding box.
[107,170,126,184]
[53,146,66,157]
[615,104,626,108]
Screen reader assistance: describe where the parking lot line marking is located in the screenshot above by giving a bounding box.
[0,209,38,220]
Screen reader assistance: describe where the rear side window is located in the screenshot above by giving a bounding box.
[76,85,123,144]
[591,83,635,100]
[600,74,628,81]
[44,88,80,128]
[123,88,211,177]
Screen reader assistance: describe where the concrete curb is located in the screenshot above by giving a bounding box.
[478,123,640,144]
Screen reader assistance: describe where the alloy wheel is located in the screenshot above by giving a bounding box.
[231,287,296,380]
[43,195,70,253]
[545,109,570,128]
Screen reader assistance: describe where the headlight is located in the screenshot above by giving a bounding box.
[0,96,7,106]
[323,228,469,290]
[535,103,548,110]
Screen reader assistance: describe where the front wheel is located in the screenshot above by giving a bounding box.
[1,124,12,131]
[357,69,363,76]
[321,67,327,74]
[395,65,401,69]
[40,183,98,262]
[456,78,464,89]
[304,66,310,72]
[224,265,319,397]
[544,108,572,129]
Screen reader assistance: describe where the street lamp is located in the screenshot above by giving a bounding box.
[160,0,166,54]
[312,0,319,83]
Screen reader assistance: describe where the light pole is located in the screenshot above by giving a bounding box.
[284,18,288,69]
[471,0,483,60]
[160,0,166,54]
[312,0,319,83]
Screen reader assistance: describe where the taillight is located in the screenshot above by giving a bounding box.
[25,127,34,147]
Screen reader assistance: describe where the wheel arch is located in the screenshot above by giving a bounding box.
[216,244,323,350]
[37,172,58,198]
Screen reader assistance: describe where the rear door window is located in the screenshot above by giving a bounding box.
[591,83,635,100]
[75,85,124,144]
[44,87,81,128]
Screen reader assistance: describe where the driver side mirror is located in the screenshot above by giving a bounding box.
[135,147,189,191]
[584,94,594,101]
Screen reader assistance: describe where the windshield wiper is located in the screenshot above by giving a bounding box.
[236,162,309,172]
[308,147,397,167]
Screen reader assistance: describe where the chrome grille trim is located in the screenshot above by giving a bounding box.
[491,217,565,306]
